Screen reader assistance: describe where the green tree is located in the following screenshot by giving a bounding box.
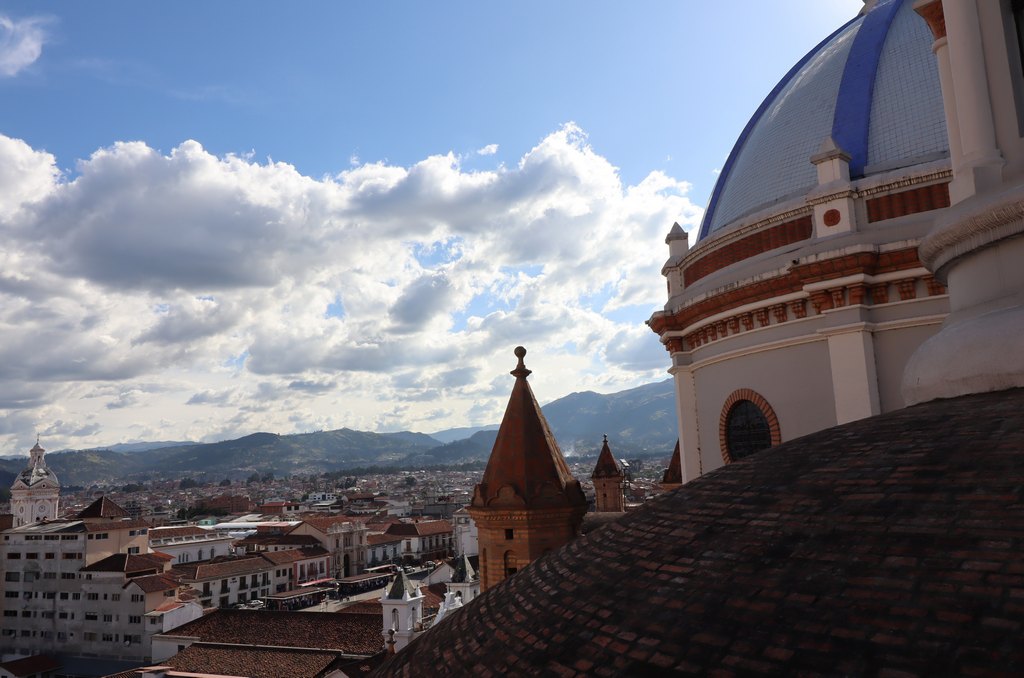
[219,478,231,487]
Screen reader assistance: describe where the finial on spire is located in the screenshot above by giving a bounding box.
[603,434,608,444]
[510,346,532,378]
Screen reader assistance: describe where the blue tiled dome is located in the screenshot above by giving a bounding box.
[698,0,947,240]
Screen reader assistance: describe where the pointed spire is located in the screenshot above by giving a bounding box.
[591,435,623,479]
[451,553,477,584]
[661,439,684,488]
[385,570,420,600]
[472,347,586,510]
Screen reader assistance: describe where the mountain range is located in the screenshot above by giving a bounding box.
[0,379,677,486]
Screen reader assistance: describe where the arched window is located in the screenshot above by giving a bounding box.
[719,389,781,463]
[391,608,399,630]
[725,400,772,460]
[503,551,517,578]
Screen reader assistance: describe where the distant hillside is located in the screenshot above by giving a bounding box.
[24,379,678,485]
[428,425,499,445]
[544,379,676,455]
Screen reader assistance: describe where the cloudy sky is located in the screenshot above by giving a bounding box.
[0,1,862,453]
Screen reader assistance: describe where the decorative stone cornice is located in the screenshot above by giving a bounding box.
[919,187,1024,278]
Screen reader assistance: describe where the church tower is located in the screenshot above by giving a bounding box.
[380,570,423,652]
[10,440,60,528]
[590,435,625,512]
[469,347,587,592]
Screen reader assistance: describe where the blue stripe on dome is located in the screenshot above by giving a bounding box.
[697,18,859,242]
[831,0,903,178]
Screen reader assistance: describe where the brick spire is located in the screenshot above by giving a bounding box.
[471,347,585,511]
[591,435,623,479]
[469,347,587,591]
[661,439,684,489]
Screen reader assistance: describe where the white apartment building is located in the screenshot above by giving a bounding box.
[148,525,234,565]
[0,497,199,662]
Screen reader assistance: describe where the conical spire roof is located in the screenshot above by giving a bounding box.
[591,435,623,479]
[471,347,586,510]
[662,439,683,486]
[385,570,421,600]
[450,554,477,584]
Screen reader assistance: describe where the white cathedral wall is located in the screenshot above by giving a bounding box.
[691,339,837,474]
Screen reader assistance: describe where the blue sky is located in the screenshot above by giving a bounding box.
[0,1,862,451]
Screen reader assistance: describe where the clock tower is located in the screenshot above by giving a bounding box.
[10,440,60,528]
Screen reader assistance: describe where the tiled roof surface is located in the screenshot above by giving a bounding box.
[82,518,151,532]
[172,554,271,581]
[236,533,322,547]
[367,533,403,545]
[591,436,623,479]
[81,552,168,574]
[0,654,62,676]
[149,525,209,539]
[127,572,180,593]
[77,495,131,519]
[160,609,382,655]
[294,515,363,534]
[161,643,338,678]
[378,388,1024,676]
[260,546,330,565]
[384,520,452,537]
[472,348,586,511]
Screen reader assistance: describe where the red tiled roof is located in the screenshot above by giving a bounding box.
[0,654,62,676]
[260,546,329,565]
[590,436,623,479]
[82,518,151,532]
[160,643,339,678]
[236,533,321,547]
[379,388,1024,676]
[366,533,403,546]
[172,555,271,581]
[159,609,382,655]
[383,520,452,537]
[77,495,131,519]
[149,525,209,539]
[127,572,180,593]
[471,348,587,511]
[292,515,361,534]
[81,552,167,575]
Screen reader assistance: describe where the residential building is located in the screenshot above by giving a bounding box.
[287,516,367,578]
[148,525,234,565]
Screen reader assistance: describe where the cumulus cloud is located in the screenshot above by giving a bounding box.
[477,144,498,156]
[0,15,48,77]
[0,125,701,450]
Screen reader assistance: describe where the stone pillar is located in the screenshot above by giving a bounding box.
[669,361,702,482]
[823,326,881,424]
[942,0,1004,201]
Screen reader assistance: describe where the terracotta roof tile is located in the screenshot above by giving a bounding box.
[161,643,339,678]
[383,520,452,537]
[159,609,381,656]
[128,573,180,593]
[591,435,623,479]
[259,546,329,565]
[377,388,1024,676]
[77,495,131,519]
[0,654,62,676]
[172,555,271,581]
[471,347,586,511]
